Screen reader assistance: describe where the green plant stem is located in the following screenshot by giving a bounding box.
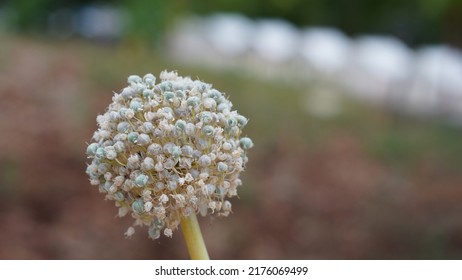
[180,214,210,260]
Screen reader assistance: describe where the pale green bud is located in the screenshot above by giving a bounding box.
[198,155,211,167]
[175,120,186,130]
[201,125,215,137]
[130,100,142,111]
[117,121,130,133]
[128,132,139,143]
[135,174,149,187]
[132,199,145,214]
[86,143,99,156]
[239,137,254,150]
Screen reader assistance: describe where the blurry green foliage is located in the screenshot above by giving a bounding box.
[122,0,171,46]
[1,0,461,46]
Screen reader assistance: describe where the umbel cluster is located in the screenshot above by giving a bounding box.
[86,71,253,239]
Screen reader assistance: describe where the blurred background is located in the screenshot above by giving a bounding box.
[1,0,462,259]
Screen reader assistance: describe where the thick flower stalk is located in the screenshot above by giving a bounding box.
[86,71,253,241]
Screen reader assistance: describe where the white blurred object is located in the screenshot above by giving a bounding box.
[300,27,352,74]
[415,46,462,96]
[76,5,126,40]
[411,46,462,119]
[166,15,462,123]
[251,19,300,63]
[343,35,414,105]
[204,13,255,56]
[353,35,413,83]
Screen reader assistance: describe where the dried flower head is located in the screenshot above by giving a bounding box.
[86,71,252,239]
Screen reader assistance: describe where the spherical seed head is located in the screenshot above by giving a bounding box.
[85,70,253,239]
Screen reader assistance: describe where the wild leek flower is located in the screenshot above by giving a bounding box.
[86,71,252,259]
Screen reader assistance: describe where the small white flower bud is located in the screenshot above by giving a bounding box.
[226,117,237,128]
[198,155,211,167]
[109,111,119,122]
[205,184,216,195]
[159,194,169,204]
[236,115,248,127]
[217,102,230,112]
[132,199,144,214]
[104,146,117,160]
[164,158,175,169]
[190,169,199,178]
[156,182,165,190]
[163,142,175,154]
[143,89,154,99]
[89,179,100,186]
[164,91,175,101]
[141,157,155,170]
[128,75,142,84]
[124,108,135,119]
[114,133,127,141]
[199,172,209,180]
[154,162,164,172]
[144,201,153,212]
[186,96,200,107]
[141,122,154,133]
[222,142,232,151]
[175,119,186,130]
[104,172,112,181]
[130,99,143,111]
[203,98,216,109]
[123,179,135,190]
[218,162,228,172]
[127,154,140,169]
[185,123,196,136]
[113,176,125,187]
[124,226,135,238]
[164,228,173,238]
[196,138,209,150]
[95,147,106,159]
[135,174,149,187]
[117,121,130,133]
[121,87,135,99]
[239,137,254,150]
[185,173,194,183]
[113,191,125,201]
[136,133,151,146]
[167,180,178,191]
[200,112,213,124]
[171,146,182,158]
[147,143,162,155]
[148,227,160,240]
[86,143,99,156]
[207,89,222,99]
[145,111,156,121]
[143,73,156,86]
[97,163,109,174]
[119,207,129,217]
[201,125,215,137]
[113,141,125,153]
[181,145,194,156]
[127,132,139,143]
[222,200,232,211]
